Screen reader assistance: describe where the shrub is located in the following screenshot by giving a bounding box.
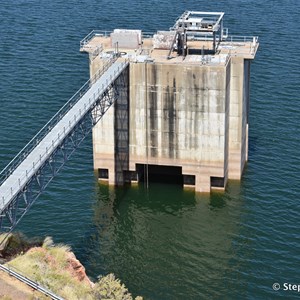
[5,236,142,300]
[93,274,134,300]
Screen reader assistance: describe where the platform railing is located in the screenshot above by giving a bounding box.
[142,31,154,38]
[186,31,257,45]
[80,30,155,49]
[0,54,120,186]
[80,30,112,49]
[225,35,259,44]
[222,35,259,55]
[80,29,258,51]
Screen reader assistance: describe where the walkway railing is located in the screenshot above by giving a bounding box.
[0,54,119,187]
[0,57,129,231]
[0,264,64,300]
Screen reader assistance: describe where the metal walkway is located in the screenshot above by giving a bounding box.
[0,56,129,232]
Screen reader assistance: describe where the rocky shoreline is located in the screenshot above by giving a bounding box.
[0,233,142,300]
[0,232,43,263]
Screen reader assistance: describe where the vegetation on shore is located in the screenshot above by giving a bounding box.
[0,234,142,300]
[0,232,43,262]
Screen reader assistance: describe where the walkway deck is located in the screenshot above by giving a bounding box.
[0,57,128,229]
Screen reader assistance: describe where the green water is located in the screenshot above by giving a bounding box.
[1,0,300,299]
[85,182,245,298]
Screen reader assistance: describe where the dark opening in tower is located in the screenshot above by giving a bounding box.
[136,164,182,185]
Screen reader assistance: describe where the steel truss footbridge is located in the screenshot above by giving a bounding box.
[0,54,129,232]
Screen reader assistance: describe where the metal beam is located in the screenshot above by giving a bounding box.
[0,58,129,232]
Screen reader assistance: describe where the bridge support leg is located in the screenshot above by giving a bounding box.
[114,67,129,186]
[93,66,129,187]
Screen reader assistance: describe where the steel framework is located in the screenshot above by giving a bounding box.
[0,62,129,232]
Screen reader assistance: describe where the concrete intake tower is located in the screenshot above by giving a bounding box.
[80,11,259,192]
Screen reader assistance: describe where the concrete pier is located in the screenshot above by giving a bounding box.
[81,11,258,192]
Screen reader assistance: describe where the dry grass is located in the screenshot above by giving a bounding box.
[0,296,13,300]
[7,245,92,300]
[5,237,142,300]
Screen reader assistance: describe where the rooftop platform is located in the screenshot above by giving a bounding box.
[81,34,258,65]
[80,11,258,66]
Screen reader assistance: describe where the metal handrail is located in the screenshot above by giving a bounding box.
[225,35,259,43]
[80,29,258,50]
[80,30,112,48]
[142,31,154,38]
[0,264,64,300]
[0,55,119,186]
[80,30,155,49]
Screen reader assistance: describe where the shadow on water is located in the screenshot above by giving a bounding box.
[77,181,246,299]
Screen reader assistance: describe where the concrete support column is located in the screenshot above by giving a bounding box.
[244,60,251,162]
[108,168,116,185]
[92,66,129,186]
[228,57,246,179]
[195,172,211,193]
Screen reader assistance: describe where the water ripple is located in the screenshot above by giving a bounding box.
[0,1,300,299]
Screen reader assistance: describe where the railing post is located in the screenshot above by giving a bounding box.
[0,39,126,201]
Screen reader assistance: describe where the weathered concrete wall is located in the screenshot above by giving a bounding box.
[93,100,115,185]
[244,60,251,162]
[128,62,229,191]
[92,56,251,192]
[224,62,231,184]
[228,57,251,179]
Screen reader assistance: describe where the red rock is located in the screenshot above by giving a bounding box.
[66,252,93,287]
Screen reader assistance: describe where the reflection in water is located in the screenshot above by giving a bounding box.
[82,182,244,299]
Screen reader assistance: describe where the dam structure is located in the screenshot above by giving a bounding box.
[0,10,258,232]
[81,11,259,192]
